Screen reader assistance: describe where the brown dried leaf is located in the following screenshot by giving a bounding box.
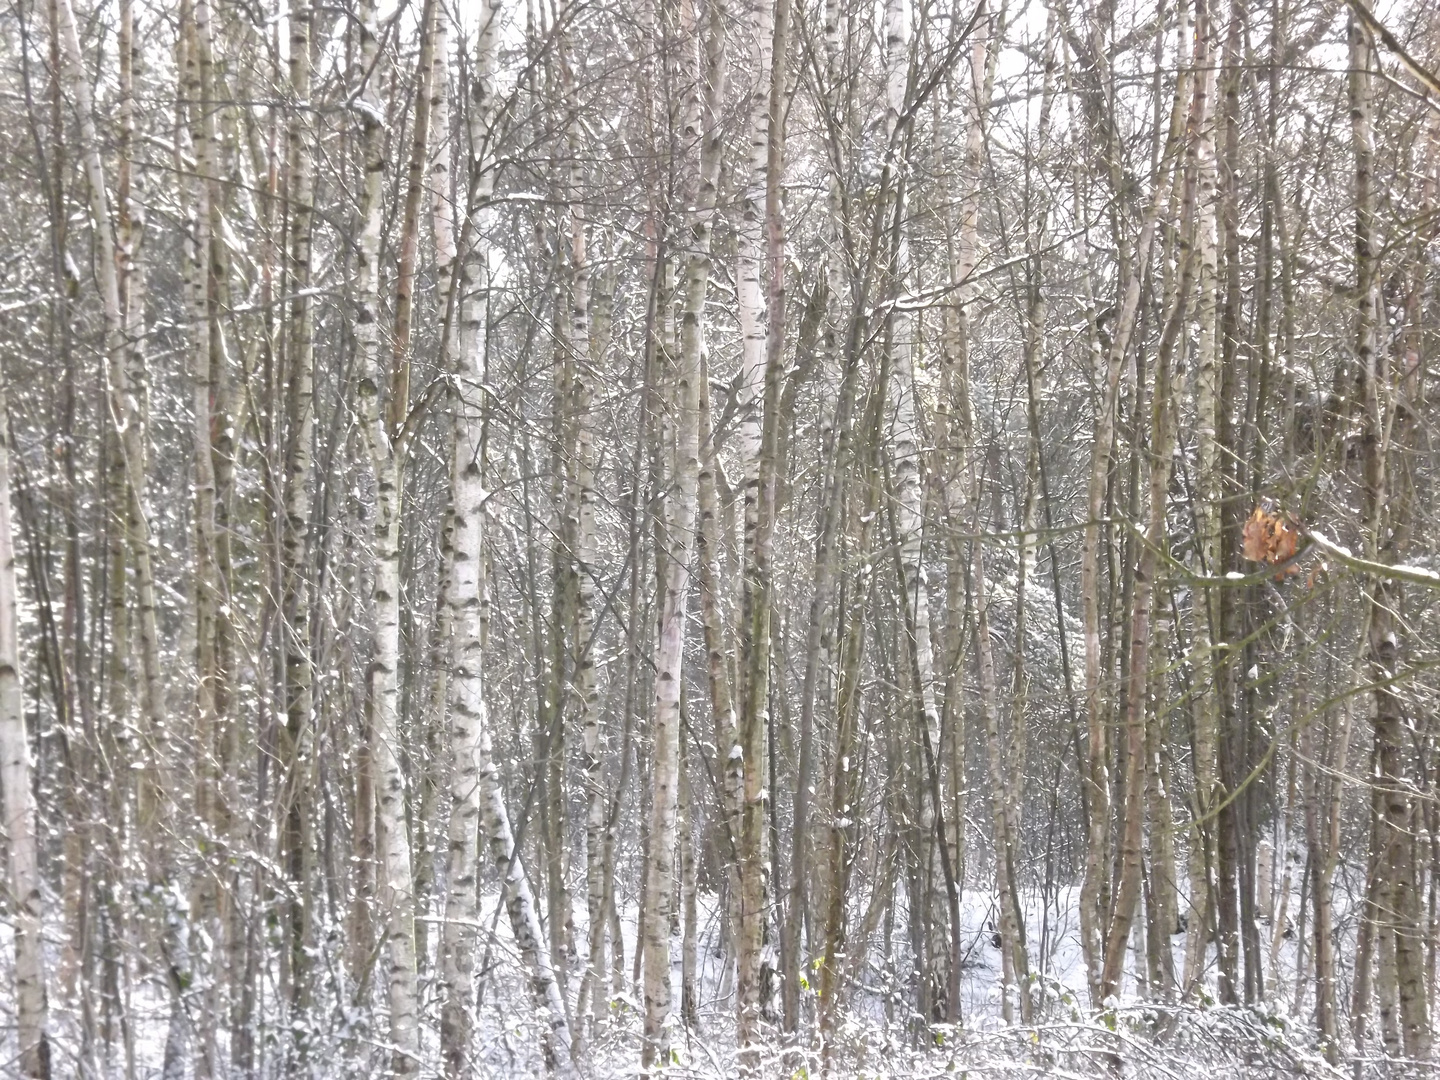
[1270,518,1297,564]
[1242,505,1301,577]
[1242,507,1270,562]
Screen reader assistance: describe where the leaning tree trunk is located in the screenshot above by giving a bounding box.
[439,2,574,1073]
[481,727,577,1075]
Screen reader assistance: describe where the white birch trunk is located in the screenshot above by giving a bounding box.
[565,33,604,1049]
[882,0,950,1017]
[0,378,49,1080]
[415,0,456,970]
[642,4,721,1060]
[734,0,776,1045]
[736,0,774,521]
[352,0,420,1066]
[1183,0,1221,992]
[440,3,574,1073]
[179,0,224,1069]
[641,369,699,1067]
[438,0,499,1066]
[280,0,318,1039]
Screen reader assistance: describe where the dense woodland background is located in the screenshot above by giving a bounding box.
[0,0,1438,1074]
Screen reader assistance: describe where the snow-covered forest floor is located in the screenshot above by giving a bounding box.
[0,881,1387,1077]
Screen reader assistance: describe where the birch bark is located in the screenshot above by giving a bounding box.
[0,373,50,1080]
[882,0,959,1024]
[437,2,502,1066]
[415,0,456,969]
[564,24,604,1046]
[352,0,424,1065]
[785,0,852,1025]
[641,0,720,1060]
[279,0,317,1040]
[1351,15,1431,1060]
[735,0,778,1049]
[1182,0,1224,999]
[179,0,226,1068]
[440,2,574,1072]
[55,0,166,860]
[1100,128,1193,1003]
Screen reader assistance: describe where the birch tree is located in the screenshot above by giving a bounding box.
[352,0,427,1065]
[641,0,721,1063]
[734,0,779,1050]
[439,0,501,1072]
[0,373,49,1080]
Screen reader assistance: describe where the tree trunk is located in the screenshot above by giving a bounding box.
[1098,47,1197,993]
[1075,23,1178,1003]
[280,0,317,1046]
[568,21,606,1047]
[1352,13,1431,1061]
[640,2,718,1060]
[1184,0,1230,1004]
[179,0,226,1069]
[353,0,429,1068]
[735,0,778,1053]
[439,2,501,1072]
[0,376,50,1080]
[819,433,880,1064]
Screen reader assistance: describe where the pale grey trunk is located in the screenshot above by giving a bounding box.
[56,12,176,1069]
[1183,0,1222,998]
[438,3,574,1073]
[882,0,951,1022]
[735,0,777,1052]
[1074,14,1185,1002]
[564,32,604,1050]
[481,735,577,1074]
[57,0,165,853]
[0,377,49,1080]
[180,0,224,1070]
[641,2,717,1057]
[414,0,456,971]
[352,0,423,1066]
[280,0,318,1045]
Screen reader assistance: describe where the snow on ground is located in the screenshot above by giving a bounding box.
[0,879,1380,1077]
